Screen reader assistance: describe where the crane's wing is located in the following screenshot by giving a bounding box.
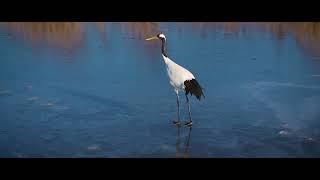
[184,79,205,101]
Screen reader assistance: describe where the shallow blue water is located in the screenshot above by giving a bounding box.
[1,22,320,157]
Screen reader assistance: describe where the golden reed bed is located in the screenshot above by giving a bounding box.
[0,22,319,57]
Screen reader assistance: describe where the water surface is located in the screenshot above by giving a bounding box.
[1,22,320,157]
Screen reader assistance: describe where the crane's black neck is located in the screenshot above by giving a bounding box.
[161,38,168,57]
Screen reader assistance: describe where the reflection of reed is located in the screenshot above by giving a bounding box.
[180,22,320,57]
[251,22,320,57]
[115,22,160,39]
[0,22,158,47]
[0,22,105,50]
[0,22,88,52]
[287,23,320,57]
[1,22,319,57]
[178,22,245,34]
[94,22,107,43]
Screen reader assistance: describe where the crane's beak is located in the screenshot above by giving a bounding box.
[145,36,158,41]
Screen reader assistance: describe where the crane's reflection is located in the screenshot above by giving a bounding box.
[175,126,192,158]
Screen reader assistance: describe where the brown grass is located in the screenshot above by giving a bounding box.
[1,22,319,57]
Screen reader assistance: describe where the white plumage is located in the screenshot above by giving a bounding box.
[162,54,195,94]
[146,33,204,127]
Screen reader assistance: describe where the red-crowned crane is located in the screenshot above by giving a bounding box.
[146,33,205,127]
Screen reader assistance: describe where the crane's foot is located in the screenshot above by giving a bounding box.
[173,121,182,127]
[185,121,193,127]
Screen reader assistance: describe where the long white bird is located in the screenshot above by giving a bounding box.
[146,33,205,127]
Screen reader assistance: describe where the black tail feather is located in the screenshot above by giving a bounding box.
[184,79,205,101]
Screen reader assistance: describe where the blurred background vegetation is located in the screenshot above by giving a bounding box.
[0,22,319,57]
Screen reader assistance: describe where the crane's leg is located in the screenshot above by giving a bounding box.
[185,94,193,126]
[173,91,181,127]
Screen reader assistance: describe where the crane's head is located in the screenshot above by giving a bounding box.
[145,33,166,42]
